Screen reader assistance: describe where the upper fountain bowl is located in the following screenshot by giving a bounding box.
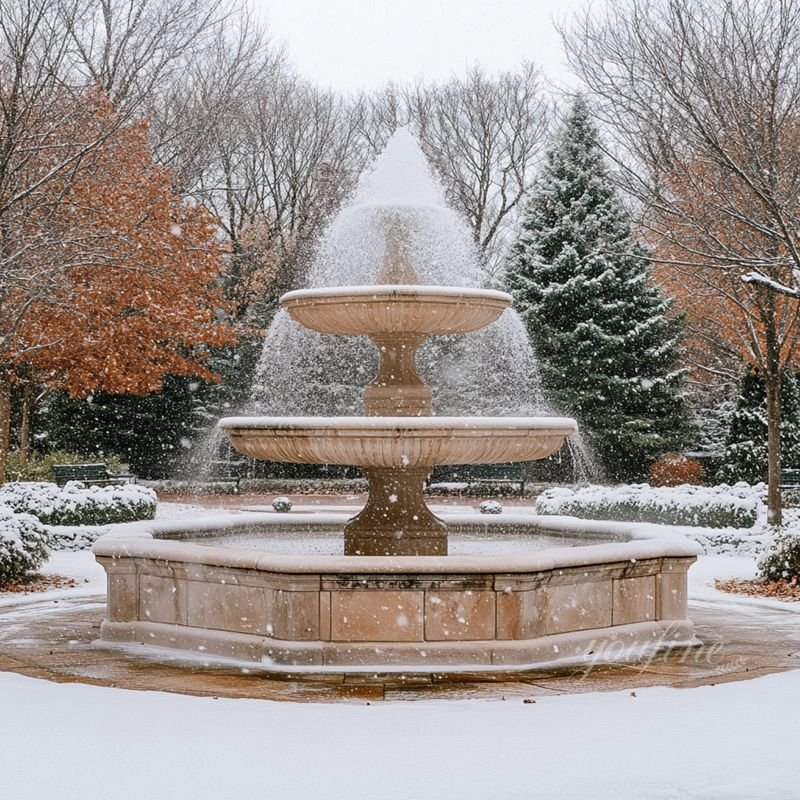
[280,285,512,337]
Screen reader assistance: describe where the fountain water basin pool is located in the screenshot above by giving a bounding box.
[94,511,698,672]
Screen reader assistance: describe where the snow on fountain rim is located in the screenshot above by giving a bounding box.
[218,415,578,432]
[280,285,512,303]
[93,511,700,573]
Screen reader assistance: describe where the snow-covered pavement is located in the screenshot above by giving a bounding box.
[3,665,799,800]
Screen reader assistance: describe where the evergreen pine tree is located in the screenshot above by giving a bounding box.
[45,376,199,479]
[506,98,690,480]
[719,367,800,483]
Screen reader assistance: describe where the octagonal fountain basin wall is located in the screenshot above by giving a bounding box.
[93,512,700,674]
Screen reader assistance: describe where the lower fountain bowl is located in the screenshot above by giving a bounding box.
[93,513,699,674]
[218,416,578,468]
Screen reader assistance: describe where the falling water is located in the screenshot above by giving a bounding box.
[215,129,598,482]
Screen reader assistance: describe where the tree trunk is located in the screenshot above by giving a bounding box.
[0,375,10,485]
[19,383,32,465]
[764,307,782,526]
[765,370,782,526]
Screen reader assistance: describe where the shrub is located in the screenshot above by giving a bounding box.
[757,530,800,582]
[0,482,157,527]
[271,496,292,512]
[0,507,50,585]
[152,477,368,496]
[649,453,704,487]
[47,525,110,551]
[426,482,529,498]
[535,483,759,529]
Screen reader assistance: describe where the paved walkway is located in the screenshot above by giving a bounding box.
[1,589,798,703]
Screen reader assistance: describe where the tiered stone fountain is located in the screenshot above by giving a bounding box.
[93,133,698,673]
[221,221,575,558]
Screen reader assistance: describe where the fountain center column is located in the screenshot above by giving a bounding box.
[364,333,431,416]
[347,327,445,555]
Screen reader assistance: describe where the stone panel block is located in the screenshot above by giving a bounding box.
[546,581,612,634]
[270,589,320,641]
[657,572,688,620]
[612,575,656,626]
[496,588,547,640]
[424,590,496,641]
[108,573,138,622]
[319,591,331,640]
[186,581,268,634]
[330,590,424,642]
[139,574,187,625]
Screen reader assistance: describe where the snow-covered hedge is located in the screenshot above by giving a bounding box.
[152,478,368,496]
[687,528,768,558]
[0,507,50,584]
[535,483,759,529]
[46,525,110,552]
[0,481,157,527]
[757,530,800,582]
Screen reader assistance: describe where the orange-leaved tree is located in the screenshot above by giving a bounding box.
[0,91,235,481]
[653,154,800,523]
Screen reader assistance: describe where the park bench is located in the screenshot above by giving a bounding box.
[780,468,800,490]
[426,462,526,495]
[52,463,135,487]
[207,459,246,492]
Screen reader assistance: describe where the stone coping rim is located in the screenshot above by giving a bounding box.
[280,284,513,304]
[218,415,579,432]
[93,514,700,573]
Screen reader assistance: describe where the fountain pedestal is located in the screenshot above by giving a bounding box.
[344,467,446,555]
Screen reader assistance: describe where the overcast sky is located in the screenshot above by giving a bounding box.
[251,0,585,92]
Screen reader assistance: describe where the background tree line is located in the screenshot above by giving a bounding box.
[3,0,798,502]
[1,0,551,481]
[562,0,800,522]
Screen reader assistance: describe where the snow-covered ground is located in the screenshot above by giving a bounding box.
[2,501,799,799]
[2,666,799,800]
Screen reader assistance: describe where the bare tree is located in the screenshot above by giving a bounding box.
[126,4,281,195]
[351,66,548,281]
[349,83,405,156]
[409,65,548,280]
[563,0,800,523]
[190,66,366,319]
[62,0,233,110]
[0,0,100,479]
[0,0,243,481]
